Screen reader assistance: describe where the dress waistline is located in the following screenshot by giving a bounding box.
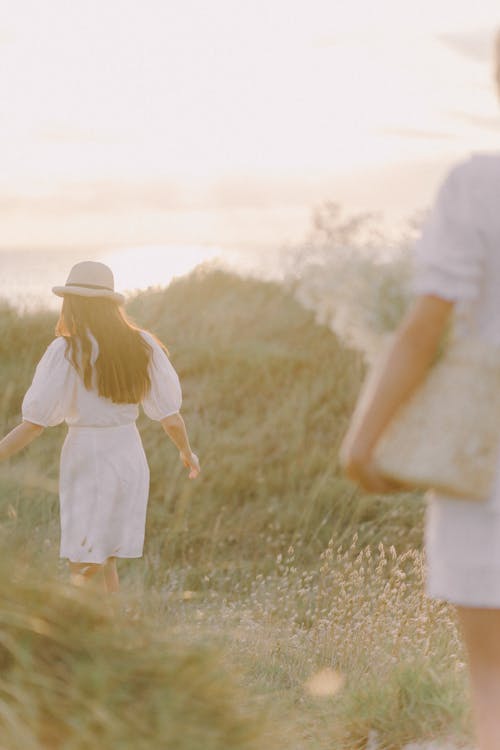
[67,422,137,431]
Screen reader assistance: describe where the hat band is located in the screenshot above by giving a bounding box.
[66,282,114,292]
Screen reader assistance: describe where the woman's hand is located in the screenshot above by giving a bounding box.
[0,421,44,461]
[339,296,453,495]
[340,440,402,494]
[180,450,201,479]
[160,414,200,478]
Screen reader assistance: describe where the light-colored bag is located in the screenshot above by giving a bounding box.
[358,338,500,500]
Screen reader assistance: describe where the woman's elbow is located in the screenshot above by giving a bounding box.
[160,412,182,430]
[23,420,45,436]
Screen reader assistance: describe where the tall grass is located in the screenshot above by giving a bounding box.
[137,536,470,750]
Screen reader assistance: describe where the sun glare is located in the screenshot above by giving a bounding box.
[99,246,220,294]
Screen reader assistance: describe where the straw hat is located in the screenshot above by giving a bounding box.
[52,261,125,304]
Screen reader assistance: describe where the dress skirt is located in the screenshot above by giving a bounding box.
[59,423,150,564]
[425,464,500,607]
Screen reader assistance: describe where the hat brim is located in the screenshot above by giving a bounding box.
[52,286,125,305]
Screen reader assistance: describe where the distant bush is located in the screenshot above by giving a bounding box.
[286,201,423,361]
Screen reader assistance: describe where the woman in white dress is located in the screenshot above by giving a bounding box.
[340,33,500,750]
[0,261,200,594]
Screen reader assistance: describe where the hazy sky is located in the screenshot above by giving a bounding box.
[2,1,500,249]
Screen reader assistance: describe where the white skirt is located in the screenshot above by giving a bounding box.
[59,423,150,564]
[425,481,500,608]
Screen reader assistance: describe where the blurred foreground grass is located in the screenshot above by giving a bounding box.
[0,270,472,749]
[0,557,271,750]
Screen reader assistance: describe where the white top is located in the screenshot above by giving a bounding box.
[413,152,500,607]
[22,330,182,428]
[413,153,500,343]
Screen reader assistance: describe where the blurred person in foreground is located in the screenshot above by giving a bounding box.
[0,261,200,595]
[340,31,500,750]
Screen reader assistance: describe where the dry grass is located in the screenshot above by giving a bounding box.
[134,537,471,749]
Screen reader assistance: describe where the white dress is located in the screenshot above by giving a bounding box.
[414,153,500,607]
[21,330,182,564]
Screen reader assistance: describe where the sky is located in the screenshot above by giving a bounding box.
[1,0,500,251]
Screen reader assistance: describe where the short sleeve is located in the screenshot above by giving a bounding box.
[413,161,484,302]
[22,338,75,427]
[141,332,182,421]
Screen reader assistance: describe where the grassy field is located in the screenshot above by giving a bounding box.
[0,270,472,749]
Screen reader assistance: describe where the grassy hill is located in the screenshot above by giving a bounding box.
[0,269,423,578]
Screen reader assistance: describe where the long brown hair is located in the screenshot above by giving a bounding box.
[55,295,158,404]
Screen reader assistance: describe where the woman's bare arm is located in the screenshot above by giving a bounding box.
[0,421,45,461]
[160,413,200,479]
[340,295,453,492]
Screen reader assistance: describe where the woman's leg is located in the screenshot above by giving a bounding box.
[457,606,500,750]
[68,561,106,591]
[103,557,120,593]
[69,559,120,594]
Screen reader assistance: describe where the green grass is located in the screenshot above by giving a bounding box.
[331,661,470,750]
[0,269,472,749]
